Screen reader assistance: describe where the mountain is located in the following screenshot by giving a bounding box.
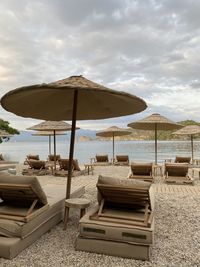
[10,129,97,142]
[7,120,200,142]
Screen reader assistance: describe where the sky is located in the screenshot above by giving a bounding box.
[0,0,199,131]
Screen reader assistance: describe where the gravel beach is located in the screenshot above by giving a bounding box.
[0,165,200,267]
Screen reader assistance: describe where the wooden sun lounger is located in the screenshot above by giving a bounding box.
[0,176,48,222]
[114,155,129,166]
[164,163,194,185]
[90,176,153,227]
[129,162,154,182]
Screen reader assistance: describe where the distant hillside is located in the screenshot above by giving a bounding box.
[10,129,97,142]
[8,120,200,142]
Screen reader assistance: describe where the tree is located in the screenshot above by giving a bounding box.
[0,119,19,143]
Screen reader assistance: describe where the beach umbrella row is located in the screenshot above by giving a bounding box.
[96,126,132,163]
[173,125,200,161]
[1,75,147,199]
[32,130,67,155]
[128,113,183,164]
[28,120,79,171]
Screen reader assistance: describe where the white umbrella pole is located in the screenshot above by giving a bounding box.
[155,123,157,164]
[112,132,115,164]
[191,135,194,161]
[53,130,56,172]
[49,135,51,155]
[66,90,78,199]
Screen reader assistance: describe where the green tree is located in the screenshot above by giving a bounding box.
[0,119,19,143]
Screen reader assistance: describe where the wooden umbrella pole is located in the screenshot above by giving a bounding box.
[155,123,157,164]
[66,90,78,199]
[53,130,56,172]
[191,135,194,161]
[112,132,115,164]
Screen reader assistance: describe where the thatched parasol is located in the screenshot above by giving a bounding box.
[128,113,183,164]
[1,75,147,199]
[173,125,200,160]
[27,121,78,170]
[32,130,67,155]
[96,126,132,163]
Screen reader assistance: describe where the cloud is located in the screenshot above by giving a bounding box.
[0,0,199,131]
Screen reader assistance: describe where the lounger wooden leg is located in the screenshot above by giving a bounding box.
[63,206,69,230]
[80,208,86,218]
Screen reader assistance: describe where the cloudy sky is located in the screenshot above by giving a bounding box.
[0,0,199,130]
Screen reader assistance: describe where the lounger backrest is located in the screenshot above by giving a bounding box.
[0,154,4,161]
[116,155,129,162]
[165,163,188,176]
[0,173,47,205]
[27,154,40,160]
[97,175,151,210]
[96,155,109,162]
[175,156,191,164]
[48,154,61,161]
[131,163,153,176]
[58,159,80,171]
[28,160,46,170]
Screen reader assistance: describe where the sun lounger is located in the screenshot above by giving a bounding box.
[0,172,85,259]
[114,155,129,166]
[129,162,154,182]
[22,159,50,176]
[48,154,61,162]
[24,154,40,165]
[164,163,193,185]
[55,159,84,177]
[76,175,154,260]
[93,155,111,166]
[175,156,191,164]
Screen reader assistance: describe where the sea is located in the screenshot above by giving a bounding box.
[0,140,199,164]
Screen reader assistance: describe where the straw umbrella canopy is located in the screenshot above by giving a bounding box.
[27,121,78,170]
[96,126,132,163]
[128,113,183,164]
[32,130,67,155]
[1,75,147,199]
[172,125,200,161]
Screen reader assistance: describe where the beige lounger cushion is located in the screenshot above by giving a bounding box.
[97,175,151,204]
[0,173,47,205]
[76,235,151,260]
[79,205,154,245]
[0,185,85,239]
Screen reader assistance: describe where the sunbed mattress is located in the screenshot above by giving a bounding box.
[0,184,85,238]
[79,205,154,245]
[165,176,194,185]
[76,235,151,260]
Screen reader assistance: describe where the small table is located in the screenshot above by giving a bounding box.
[191,168,200,179]
[153,164,163,177]
[84,164,94,175]
[63,198,91,230]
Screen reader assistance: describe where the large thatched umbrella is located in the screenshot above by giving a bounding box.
[32,130,67,155]
[96,126,132,163]
[1,75,147,199]
[173,125,200,161]
[28,121,78,171]
[128,113,183,164]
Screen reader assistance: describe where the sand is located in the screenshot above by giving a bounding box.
[0,165,200,267]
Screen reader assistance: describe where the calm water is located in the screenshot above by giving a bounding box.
[0,140,200,164]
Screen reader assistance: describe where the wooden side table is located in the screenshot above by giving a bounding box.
[84,164,94,175]
[63,198,91,230]
[153,164,163,177]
